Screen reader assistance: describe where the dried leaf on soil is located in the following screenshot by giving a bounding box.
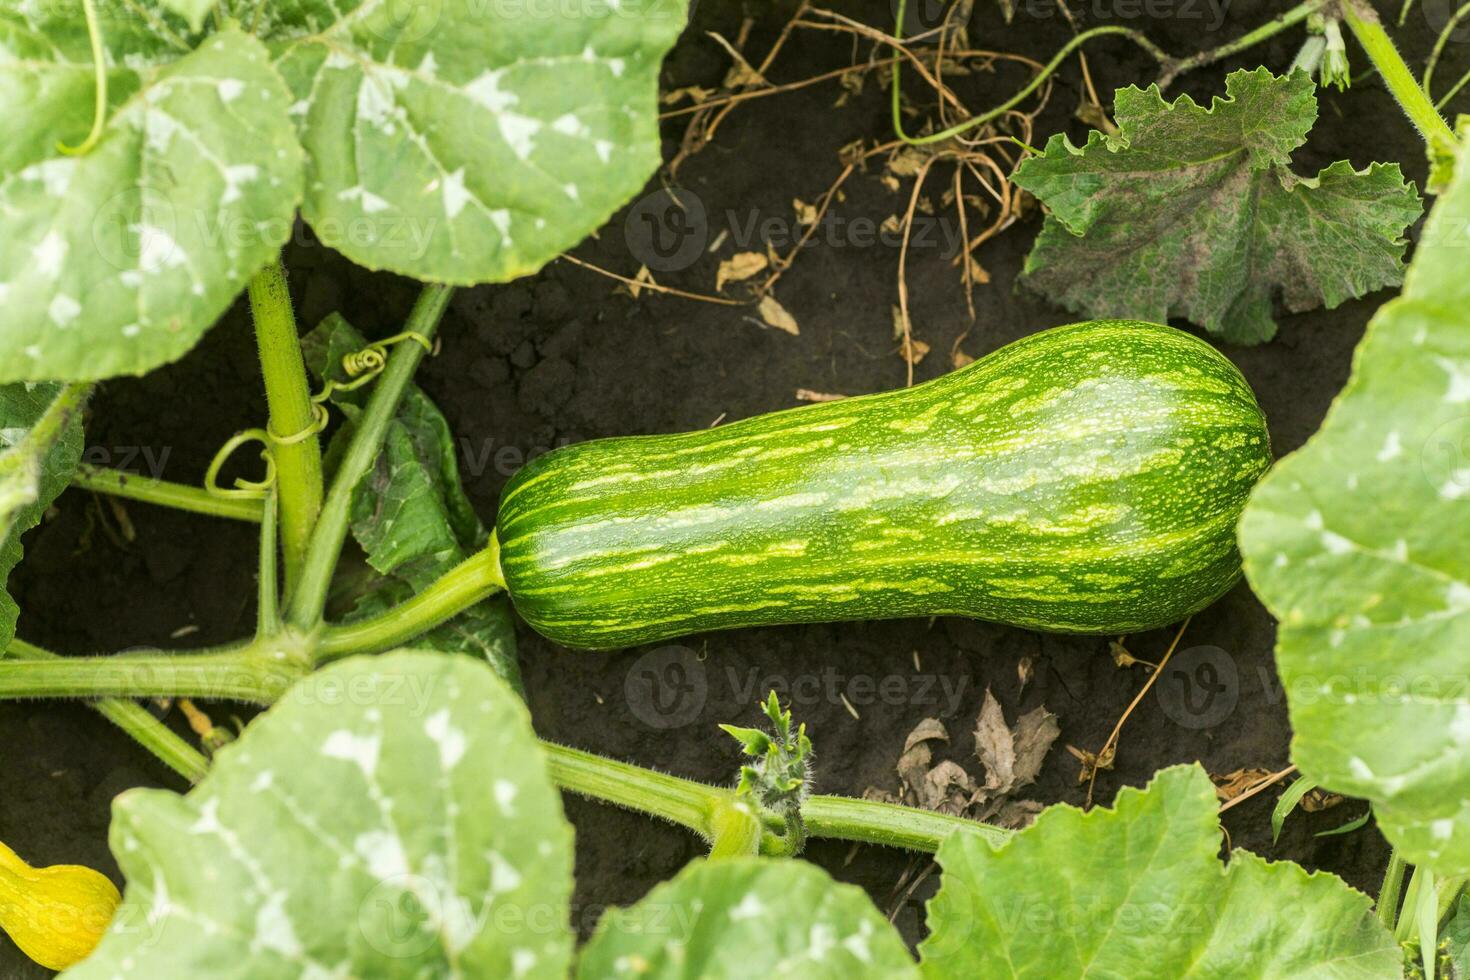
[795,389,848,403]
[715,252,768,291]
[1213,767,1274,802]
[757,294,800,335]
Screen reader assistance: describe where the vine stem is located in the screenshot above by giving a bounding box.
[287,284,454,632]
[541,741,1010,855]
[888,0,1326,146]
[0,642,306,704]
[316,538,504,660]
[1378,847,1407,929]
[250,259,323,594]
[71,465,264,523]
[3,641,209,783]
[1156,0,1326,88]
[1343,0,1458,151]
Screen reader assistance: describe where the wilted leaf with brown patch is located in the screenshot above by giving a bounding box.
[715,252,767,291]
[953,350,976,370]
[793,198,818,227]
[880,214,902,237]
[757,294,800,336]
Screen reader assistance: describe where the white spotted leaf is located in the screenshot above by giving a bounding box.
[0,383,87,649]
[918,766,1398,978]
[237,0,689,283]
[64,652,574,978]
[1240,123,1470,874]
[0,22,304,382]
[576,858,918,979]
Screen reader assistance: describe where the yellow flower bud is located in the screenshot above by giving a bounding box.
[0,839,120,971]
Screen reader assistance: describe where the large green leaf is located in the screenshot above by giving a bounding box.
[237,0,688,283]
[1013,69,1420,345]
[576,858,918,979]
[918,766,1398,978]
[66,652,575,977]
[0,20,303,381]
[305,314,522,690]
[0,382,87,649]
[1239,124,1470,873]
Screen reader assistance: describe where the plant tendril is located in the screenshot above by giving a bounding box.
[58,0,108,156]
[205,429,278,499]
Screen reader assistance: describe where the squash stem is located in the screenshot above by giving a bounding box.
[0,641,307,705]
[541,740,1009,855]
[1343,0,1458,152]
[71,465,264,523]
[315,538,505,661]
[286,283,454,634]
[250,258,323,595]
[3,641,210,783]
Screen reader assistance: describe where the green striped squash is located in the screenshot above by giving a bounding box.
[495,320,1270,650]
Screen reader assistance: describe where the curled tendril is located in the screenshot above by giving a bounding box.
[311,331,436,406]
[205,429,278,499]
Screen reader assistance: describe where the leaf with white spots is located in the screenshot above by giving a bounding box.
[576,858,917,979]
[1240,122,1470,875]
[304,314,521,690]
[0,383,87,649]
[65,652,574,978]
[236,0,689,283]
[918,766,1398,978]
[0,24,304,381]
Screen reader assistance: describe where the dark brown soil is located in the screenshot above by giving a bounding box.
[2,0,1443,972]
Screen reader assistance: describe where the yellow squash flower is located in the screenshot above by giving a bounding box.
[0,839,120,971]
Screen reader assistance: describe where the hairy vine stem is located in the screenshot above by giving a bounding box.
[2,640,209,784]
[286,284,454,631]
[250,259,323,593]
[1342,0,1458,152]
[542,741,1011,855]
[71,465,265,523]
